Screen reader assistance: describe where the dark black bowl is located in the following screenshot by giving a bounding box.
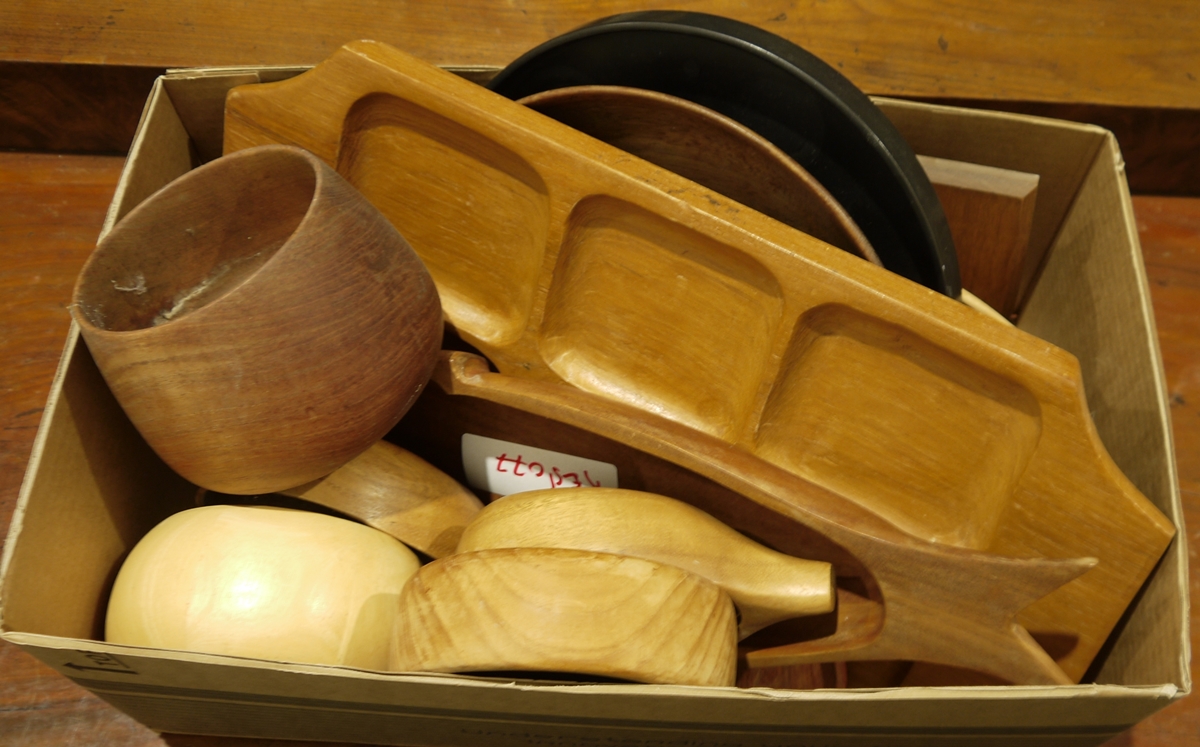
[488,10,960,298]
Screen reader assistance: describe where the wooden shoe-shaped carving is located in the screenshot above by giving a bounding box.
[224,42,1174,682]
[203,441,483,559]
[456,487,835,639]
[431,351,1093,685]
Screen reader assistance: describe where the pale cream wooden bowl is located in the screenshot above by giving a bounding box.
[71,144,443,495]
[106,505,421,670]
[390,547,738,687]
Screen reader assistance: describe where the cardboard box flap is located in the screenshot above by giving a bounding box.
[104,80,194,233]
[1021,135,1189,691]
[0,334,194,640]
[4,632,1180,734]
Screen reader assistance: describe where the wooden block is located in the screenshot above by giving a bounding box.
[919,154,1039,318]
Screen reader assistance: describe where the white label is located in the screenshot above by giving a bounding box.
[461,434,618,496]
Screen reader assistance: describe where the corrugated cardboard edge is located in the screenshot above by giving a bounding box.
[1021,130,1191,691]
[104,79,193,234]
[3,632,1180,727]
[0,333,82,632]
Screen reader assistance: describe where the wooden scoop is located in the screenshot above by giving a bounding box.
[280,440,483,558]
[390,547,738,687]
[223,42,1173,682]
[200,440,482,558]
[457,487,834,638]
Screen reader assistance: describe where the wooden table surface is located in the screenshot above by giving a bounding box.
[4,0,1200,109]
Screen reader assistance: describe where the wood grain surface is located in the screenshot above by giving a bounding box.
[0,166,1195,743]
[0,61,162,154]
[278,440,483,559]
[390,547,739,687]
[517,84,880,265]
[4,63,1197,198]
[1,1,1198,110]
[71,144,444,496]
[919,154,1039,318]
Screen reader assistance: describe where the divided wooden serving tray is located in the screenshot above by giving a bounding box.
[222,41,1174,683]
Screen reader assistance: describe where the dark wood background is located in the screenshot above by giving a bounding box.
[1,2,1196,744]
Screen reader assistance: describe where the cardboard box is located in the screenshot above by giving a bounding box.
[0,67,1190,746]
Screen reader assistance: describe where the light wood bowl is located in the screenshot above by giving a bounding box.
[106,505,421,669]
[71,144,443,494]
[390,547,738,687]
[517,85,879,265]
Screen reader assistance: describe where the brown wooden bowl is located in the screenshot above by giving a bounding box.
[71,144,443,494]
[518,85,880,265]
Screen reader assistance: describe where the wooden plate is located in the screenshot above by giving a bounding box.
[517,85,880,265]
[488,10,959,296]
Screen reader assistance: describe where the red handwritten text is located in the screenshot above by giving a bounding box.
[493,453,605,489]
